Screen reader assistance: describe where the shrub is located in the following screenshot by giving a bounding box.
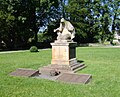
[30,46,39,52]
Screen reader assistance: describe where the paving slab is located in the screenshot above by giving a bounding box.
[9,68,92,84]
[56,73,92,84]
[9,68,39,77]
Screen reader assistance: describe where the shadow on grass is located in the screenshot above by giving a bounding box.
[77,60,84,63]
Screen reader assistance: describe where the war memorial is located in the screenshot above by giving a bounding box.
[10,18,92,84]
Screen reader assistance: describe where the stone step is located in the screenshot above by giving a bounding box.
[69,58,77,65]
[39,63,86,75]
[73,65,86,73]
[71,63,85,70]
[46,65,72,70]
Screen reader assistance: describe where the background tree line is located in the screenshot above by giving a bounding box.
[0,0,120,50]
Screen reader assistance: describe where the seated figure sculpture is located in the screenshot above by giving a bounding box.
[54,18,75,41]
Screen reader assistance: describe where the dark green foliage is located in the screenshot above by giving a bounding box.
[0,0,59,50]
[64,0,120,43]
[0,0,120,49]
[43,20,60,42]
[65,0,98,43]
[0,0,36,49]
[30,46,38,52]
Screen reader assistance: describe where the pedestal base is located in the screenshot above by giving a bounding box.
[51,41,77,65]
[39,62,86,76]
[39,40,86,76]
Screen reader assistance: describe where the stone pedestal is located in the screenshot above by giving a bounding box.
[51,40,77,66]
[39,40,86,75]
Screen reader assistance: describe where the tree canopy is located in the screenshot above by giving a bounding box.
[0,0,120,50]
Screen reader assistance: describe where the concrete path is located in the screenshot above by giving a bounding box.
[103,45,120,48]
[0,50,27,54]
[0,46,119,54]
[0,48,50,54]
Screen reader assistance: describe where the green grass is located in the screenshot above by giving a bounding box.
[0,47,120,97]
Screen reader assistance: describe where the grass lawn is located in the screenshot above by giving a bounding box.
[0,47,120,97]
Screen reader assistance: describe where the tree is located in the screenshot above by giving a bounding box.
[0,0,16,49]
[0,0,60,50]
[65,0,99,43]
[64,0,120,44]
[109,0,120,44]
[92,0,120,44]
[0,0,36,49]
[93,0,112,43]
[37,0,63,42]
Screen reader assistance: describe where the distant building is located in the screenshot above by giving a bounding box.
[113,30,120,44]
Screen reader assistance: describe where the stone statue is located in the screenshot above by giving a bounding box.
[54,18,75,41]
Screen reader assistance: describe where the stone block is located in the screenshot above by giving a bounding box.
[51,41,77,65]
